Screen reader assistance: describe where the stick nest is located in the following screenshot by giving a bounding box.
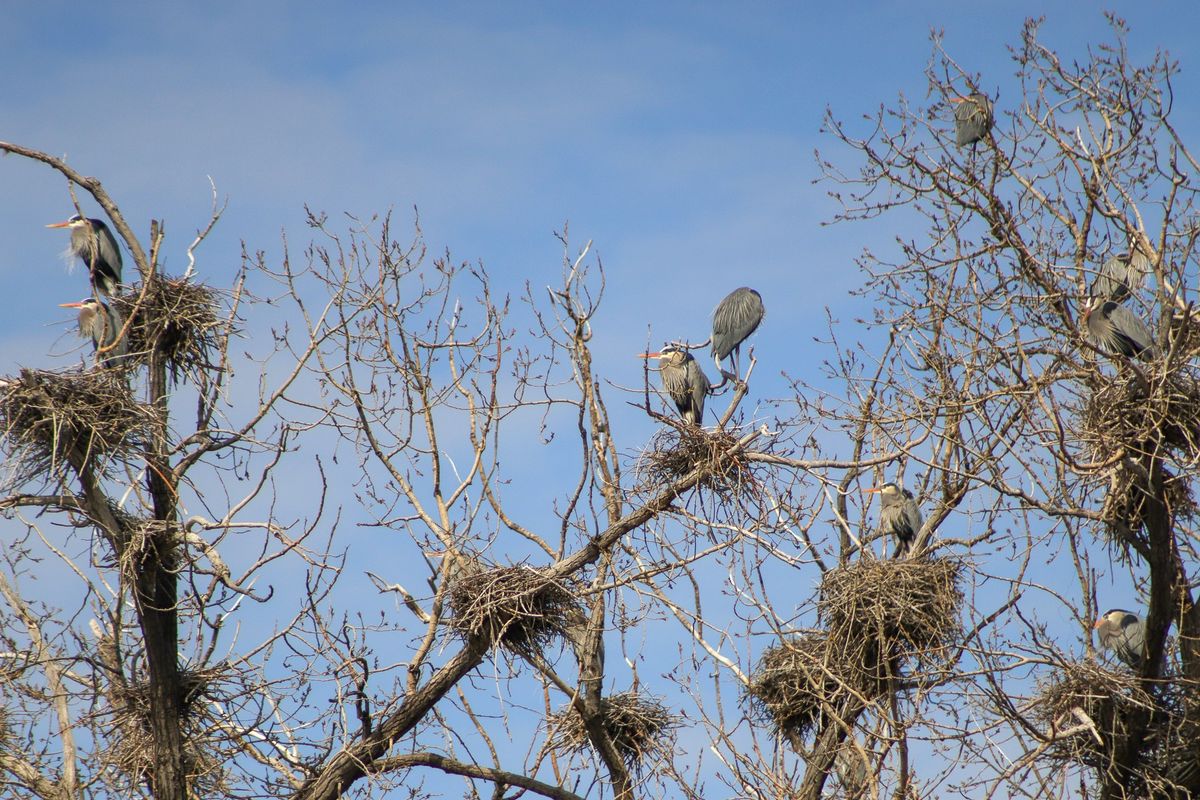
[548,691,679,771]
[446,564,581,653]
[1035,661,1200,794]
[819,558,963,665]
[110,278,222,381]
[639,425,756,498]
[101,666,228,795]
[0,369,157,486]
[1081,373,1200,459]
[746,632,873,740]
[1101,464,1196,549]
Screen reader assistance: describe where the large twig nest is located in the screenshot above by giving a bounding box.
[0,369,157,486]
[547,691,679,771]
[446,564,581,653]
[100,666,228,795]
[746,632,877,741]
[1101,463,1195,550]
[639,425,756,498]
[1081,373,1200,459]
[819,558,963,667]
[110,278,222,381]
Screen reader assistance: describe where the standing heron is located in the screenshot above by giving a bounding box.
[711,286,764,383]
[60,297,129,367]
[1083,299,1156,359]
[1094,609,1145,669]
[865,482,922,557]
[950,93,993,148]
[638,344,711,425]
[1090,250,1149,303]
[47,215,123,296]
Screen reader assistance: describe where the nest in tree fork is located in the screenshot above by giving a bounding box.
[1037,661,1200,795]
[819,558,963,674]
[101,666,228,795]
[640,425,755,497]
[0,368,157,485]
[109,278,222,381]
[1080,372,1200,459]
[547,690,679,771]
[446,564,581,653]
[1101,463,1195,546]
[746,631,878,741]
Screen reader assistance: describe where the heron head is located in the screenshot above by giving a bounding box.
[46,214,88,230]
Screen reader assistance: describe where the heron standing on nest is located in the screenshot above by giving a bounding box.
[1083,298,1156,359]
[1090,249,1150,304]
[711,286,764,384]
[60,298,129,367]
[638,344,711,426]
[1094,609,1146,669]
[865,482,922,557]
[47,215,123,297]
[949,92,993,148]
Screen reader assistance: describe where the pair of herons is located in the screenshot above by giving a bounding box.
[638,286,765,427]
[47,214,129,367]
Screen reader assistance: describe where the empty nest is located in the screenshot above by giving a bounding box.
[547,690,678,771]
[101,666,227,795]
[446,564,581,653]
[640,425,755,497]
[110,277,222,381]
[746,631,877,742]
[0,368,157,486]
[1080,372,1200,459]
[1101,463,1196,549]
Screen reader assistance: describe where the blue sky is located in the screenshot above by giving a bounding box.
[3,2,1199,795]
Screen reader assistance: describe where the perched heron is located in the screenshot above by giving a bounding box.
[1090,250,1150,304]
[865,482,922,557]
[711,286,764,383]
[949,93,993,148]
[47,215,123,296]
[1094,609,1145,669]
[60,298,129,367]
[638,344,711,425]
[1083,299,1156,359]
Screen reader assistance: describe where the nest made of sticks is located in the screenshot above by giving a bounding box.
[1101,464,1196,549]
[639,425,755,498]
[0,368,157,486]
[1080,372,1200,459]
[745,631,875,740]
[101,666,227,795]
[547,690,679,771]
[446,564,581,653]
[109,278,222,381]
[1036,660,1155,769]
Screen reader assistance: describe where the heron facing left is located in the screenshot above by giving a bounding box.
[638,344,711,426]
[865,482,922,557]
[47,215,123,297]
[60,298,129,367]
[1094,609,1145,669]
[949,93,993,148]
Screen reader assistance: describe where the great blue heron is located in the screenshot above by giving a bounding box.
[865,482,922,557]
[711,286,764,383]
[950,93,993,148]
[47,215,123,296]
[1083,299,1156,359]
[1090,250,1150,303]
[60,298,129,367]
[639,344,711,425]
[1094,609,1145,669]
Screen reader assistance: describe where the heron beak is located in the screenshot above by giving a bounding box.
[863,487,882,494]
[59,302,85,308]
[948,96,967,104]
[637,352,661,359]
[1092,619,1104,629]
[46,220,72,228]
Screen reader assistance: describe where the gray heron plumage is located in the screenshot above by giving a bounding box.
[950,93,993,148]
[1083,299,1156,359]
[711,286,764,382]
[47,215,123,297]
[60,298,129,367]
[1094,609,1145,669]
[865,482,922,557]
[1090,250,1150,304]
[639,344,711,425]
